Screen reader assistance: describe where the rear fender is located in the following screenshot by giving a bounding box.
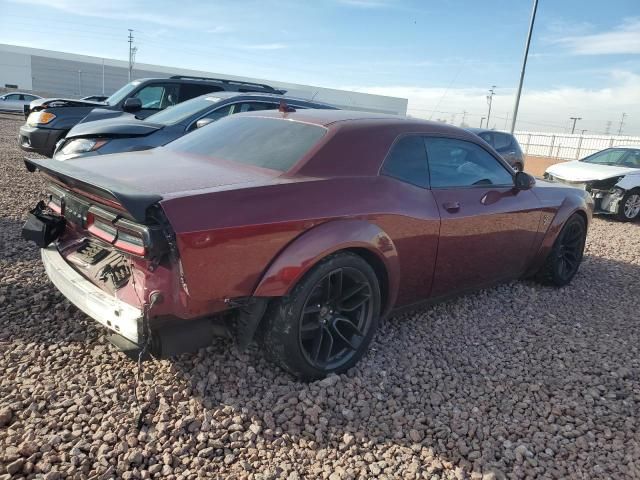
[252,219,400,315]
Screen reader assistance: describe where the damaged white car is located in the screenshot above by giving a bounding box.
[544,146,640,221]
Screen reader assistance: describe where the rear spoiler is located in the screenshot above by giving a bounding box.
[24,157,162,222]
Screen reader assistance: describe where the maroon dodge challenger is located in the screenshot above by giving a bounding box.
[23,110,593,379]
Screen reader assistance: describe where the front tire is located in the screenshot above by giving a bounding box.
[616,190,640,221]
[536,214,586,287]
[259,252,380,380]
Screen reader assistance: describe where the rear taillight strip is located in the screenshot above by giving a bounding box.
[87,206,150,257]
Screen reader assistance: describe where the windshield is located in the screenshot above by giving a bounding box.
[146,95,223,125]
[105,81,140,106]
[582,148,640,168]
[166,115,327,171]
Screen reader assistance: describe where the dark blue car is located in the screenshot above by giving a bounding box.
[53,92,337,160]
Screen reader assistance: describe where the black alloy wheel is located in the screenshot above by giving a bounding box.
[299,267,373,371]
[536,214,586,286]
[260,252,380,380]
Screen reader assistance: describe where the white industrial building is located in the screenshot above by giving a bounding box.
[0,43,407,115]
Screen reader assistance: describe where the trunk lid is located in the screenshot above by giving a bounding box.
[26,148,281,220]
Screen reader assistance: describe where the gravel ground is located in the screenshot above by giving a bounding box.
[0,112,639,480]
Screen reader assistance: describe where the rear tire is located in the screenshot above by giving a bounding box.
[616,190,640,222]
[535,214,586,287]
[259,252,380,380]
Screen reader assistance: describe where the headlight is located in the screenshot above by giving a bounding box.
[27,111,56,126]
[59,138,109,156]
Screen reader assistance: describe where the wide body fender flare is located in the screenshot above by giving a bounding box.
[525,195,591,277]
[252,219,400,315]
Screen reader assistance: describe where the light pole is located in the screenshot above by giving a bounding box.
[618,112,627,135]
[480,117,486,128]
[569,116,582,134]
[510,0,539,134]
[486,86,496,129]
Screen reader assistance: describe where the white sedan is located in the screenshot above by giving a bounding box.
[545,146,640,221]
[0,92,42,113]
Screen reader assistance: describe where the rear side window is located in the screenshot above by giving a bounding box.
[180,83,224,102]
[493,133,512,151]
[381,135,429,188]
[166,116,327,172]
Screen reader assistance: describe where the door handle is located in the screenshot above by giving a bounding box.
[442,201,460,213]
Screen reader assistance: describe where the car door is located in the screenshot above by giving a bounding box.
[376,135,440,305]
[1,93,21,111]
[426,136,541,297]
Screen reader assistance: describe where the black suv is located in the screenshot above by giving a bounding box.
[466,128,525,172]
[19,76,284,157]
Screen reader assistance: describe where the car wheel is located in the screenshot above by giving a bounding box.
[259,252,380,380]
[536,214,586,287]
[616,190,640,221]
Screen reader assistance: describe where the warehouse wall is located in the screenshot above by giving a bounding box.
[0,44,408,114]
[0,49,32,90]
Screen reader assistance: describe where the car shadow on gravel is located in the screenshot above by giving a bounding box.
[149,251,639,478]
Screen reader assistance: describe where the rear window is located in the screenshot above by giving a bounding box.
[166,115,327,171]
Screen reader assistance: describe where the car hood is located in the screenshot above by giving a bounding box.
[29,97,106,110]
[67,115,163,139]
[546,160,639,182]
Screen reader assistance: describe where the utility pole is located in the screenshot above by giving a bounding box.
[461,110,467,126]
[569,116,582,134]
[486,86,496,129]
[618,112,627,135]
[605,121,612,135]
[510,0,539,134]
[128,29,136,82]
[580,129,588,135]
[480,116,486,128]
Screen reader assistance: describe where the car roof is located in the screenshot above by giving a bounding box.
[466,127,514,136]
[3,92,40,96]
[240,109,478,135]
[612,145,640,150]
[199,91,335,107]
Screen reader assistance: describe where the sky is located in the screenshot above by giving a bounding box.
[1,0,639,135]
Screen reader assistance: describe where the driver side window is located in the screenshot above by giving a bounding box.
[133,84,179,110]
[426,137,513,188]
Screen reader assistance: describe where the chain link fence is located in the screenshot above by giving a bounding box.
[514,131,640,161]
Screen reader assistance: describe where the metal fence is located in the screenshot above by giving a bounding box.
[514,131,640,161]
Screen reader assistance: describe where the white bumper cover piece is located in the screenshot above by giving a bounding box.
[41,246,142,344]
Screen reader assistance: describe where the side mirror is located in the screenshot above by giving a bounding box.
[122,97,142,112]
[514,171,535,190]
[195,118,215,129]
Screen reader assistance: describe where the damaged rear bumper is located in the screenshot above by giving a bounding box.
[41,245,143,344]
